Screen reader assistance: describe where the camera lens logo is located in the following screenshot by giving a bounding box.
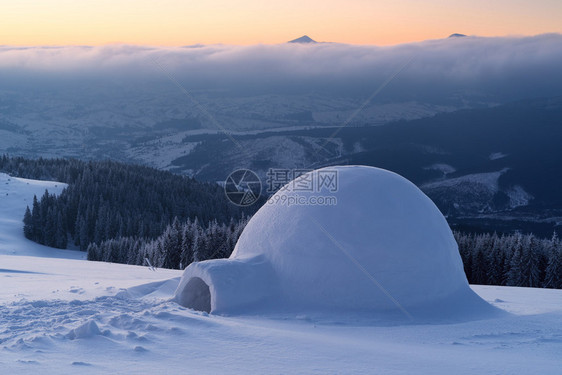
[224,169,262,206]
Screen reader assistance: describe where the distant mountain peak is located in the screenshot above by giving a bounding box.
[448,33,467,38]
[288,35,317,44]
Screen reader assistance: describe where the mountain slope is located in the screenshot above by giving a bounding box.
[1,172,561,375]
[169,97,562,234]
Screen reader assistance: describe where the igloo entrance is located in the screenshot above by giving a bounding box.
[178,277,211,313]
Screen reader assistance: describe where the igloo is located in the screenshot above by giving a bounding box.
[175,166,495,320]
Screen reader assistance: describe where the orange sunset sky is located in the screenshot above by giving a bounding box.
[2,0,561,46]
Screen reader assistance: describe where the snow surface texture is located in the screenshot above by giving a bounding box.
[1,173,562,374]
[175,166,496,320]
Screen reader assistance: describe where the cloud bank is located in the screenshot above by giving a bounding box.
[1,34,561,103]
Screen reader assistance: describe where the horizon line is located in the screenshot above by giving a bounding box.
[2,32,561,49]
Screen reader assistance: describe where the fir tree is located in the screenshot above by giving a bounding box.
[521,235,541,288]
[55,211,68,249]
[545,233,562,289]
[508,235,524,286]
[31,195,42,241]
[23,206,33,240]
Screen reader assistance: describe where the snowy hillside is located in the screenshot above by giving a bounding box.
[0,173,82,259]
[421,169,534,214]
[1,174,561,374]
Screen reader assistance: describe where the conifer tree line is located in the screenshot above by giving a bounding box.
[1,155,257,250]
[23,194,68,249]
[87,216,248,270]
[87,226,562,288]
[454,231,562,289]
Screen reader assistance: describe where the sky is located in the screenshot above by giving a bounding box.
[2,0,562,46]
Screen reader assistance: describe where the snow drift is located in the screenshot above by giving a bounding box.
[175,166,496,320]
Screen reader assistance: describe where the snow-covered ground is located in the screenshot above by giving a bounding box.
[1,258,561,375]
[1,174,561,374]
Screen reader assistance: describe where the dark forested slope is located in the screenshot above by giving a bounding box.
[1,156,256,250]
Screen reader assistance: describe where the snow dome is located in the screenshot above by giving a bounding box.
[175,166,494,319]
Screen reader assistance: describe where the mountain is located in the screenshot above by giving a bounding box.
[288,35,317,43]
[166,97,562,236]
[449,33,467,38]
